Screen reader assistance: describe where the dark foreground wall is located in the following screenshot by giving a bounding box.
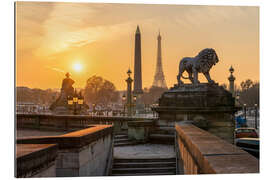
[175,123,259,174]
[16,125,113,177]
[16,144,58,177]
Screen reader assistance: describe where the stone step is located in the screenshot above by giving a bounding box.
[111,172,176,176]
[150,128,175,135]
[114,130,128,135]
[113,161,176,168]
[150,134,175,138]
[114,136,129,140]
[114,139,130,143]
[114,134,128,139]
[114,142,138,147]
[113,158,176,163]
[155,126,175,131]
[111,167,176,174]
[149,134,175,144]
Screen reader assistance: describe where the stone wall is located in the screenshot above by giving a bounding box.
[16,125,113,177]
[56,133,113,176]
[16,144,58,177]
[175,123,259,174]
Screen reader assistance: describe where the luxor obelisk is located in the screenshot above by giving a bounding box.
[133,25,144,113]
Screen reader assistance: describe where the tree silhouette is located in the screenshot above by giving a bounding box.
[84,75,119,107]
[16,87,59,105]
[238,79,259,107]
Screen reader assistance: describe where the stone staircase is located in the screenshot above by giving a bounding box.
[149,128,175,144]
[110,158,176,176]
[114,131,137,147]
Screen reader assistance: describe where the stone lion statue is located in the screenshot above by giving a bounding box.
[177,48,219,85]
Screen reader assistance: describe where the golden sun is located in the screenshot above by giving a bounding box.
[73,63,83,72]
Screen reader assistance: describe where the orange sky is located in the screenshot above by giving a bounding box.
[16,2,259,90]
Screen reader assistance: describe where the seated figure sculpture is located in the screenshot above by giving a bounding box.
[177,48,219,85]
[49,72,75,111]
[61,72,75,97]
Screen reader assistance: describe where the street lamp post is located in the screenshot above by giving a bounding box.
[126,69,133,117]
[254,104,258,129]
[92,103,96,115]
[67,90,84,115]
[244,104,247,120]
[77,91,84,113]
[73,95,78,115]
[122,94,126,116]
[236,93,240,103]
[133,95,137,115]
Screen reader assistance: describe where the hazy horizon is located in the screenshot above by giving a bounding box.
[16,2,259,91]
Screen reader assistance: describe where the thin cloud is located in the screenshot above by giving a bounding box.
[45,66,66,74]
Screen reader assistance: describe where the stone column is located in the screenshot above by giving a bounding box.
[126,69,133,117]
[228,66,235,96]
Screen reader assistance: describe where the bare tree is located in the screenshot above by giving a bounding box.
[240,79,253,91]
[238,79,259,107]
[84,75,119,107]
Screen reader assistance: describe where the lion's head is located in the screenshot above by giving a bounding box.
[197,48,219,73]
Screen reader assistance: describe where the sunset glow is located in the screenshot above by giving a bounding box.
[16,2,259,90]
[73,62,83,72]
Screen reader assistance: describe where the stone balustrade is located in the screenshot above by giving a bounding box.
[175,123,259,174]
[17,113,156,132]
[16,125,114,177]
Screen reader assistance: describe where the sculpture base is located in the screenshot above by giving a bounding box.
[134,93,145,114]
[153,83,238,143]
[52,106,70,115]
[50,91,89,115]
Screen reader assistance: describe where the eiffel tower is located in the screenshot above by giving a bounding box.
[152,31,167,88]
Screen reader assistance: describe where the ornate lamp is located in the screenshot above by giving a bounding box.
[68,96,73,105]
[73,96,78,103]
[92,103,96,114]
[122,94,126,101]
[78,91,84,105]
[133,95,137,102]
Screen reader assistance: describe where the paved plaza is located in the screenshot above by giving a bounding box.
[114,144,175,159]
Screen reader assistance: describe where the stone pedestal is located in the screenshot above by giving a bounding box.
[153,83,237,143]
[128,120,154,142]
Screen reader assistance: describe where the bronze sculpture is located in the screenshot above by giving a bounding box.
[177,48,219,85]
[49,72,75,112]
[61,72,75,97]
